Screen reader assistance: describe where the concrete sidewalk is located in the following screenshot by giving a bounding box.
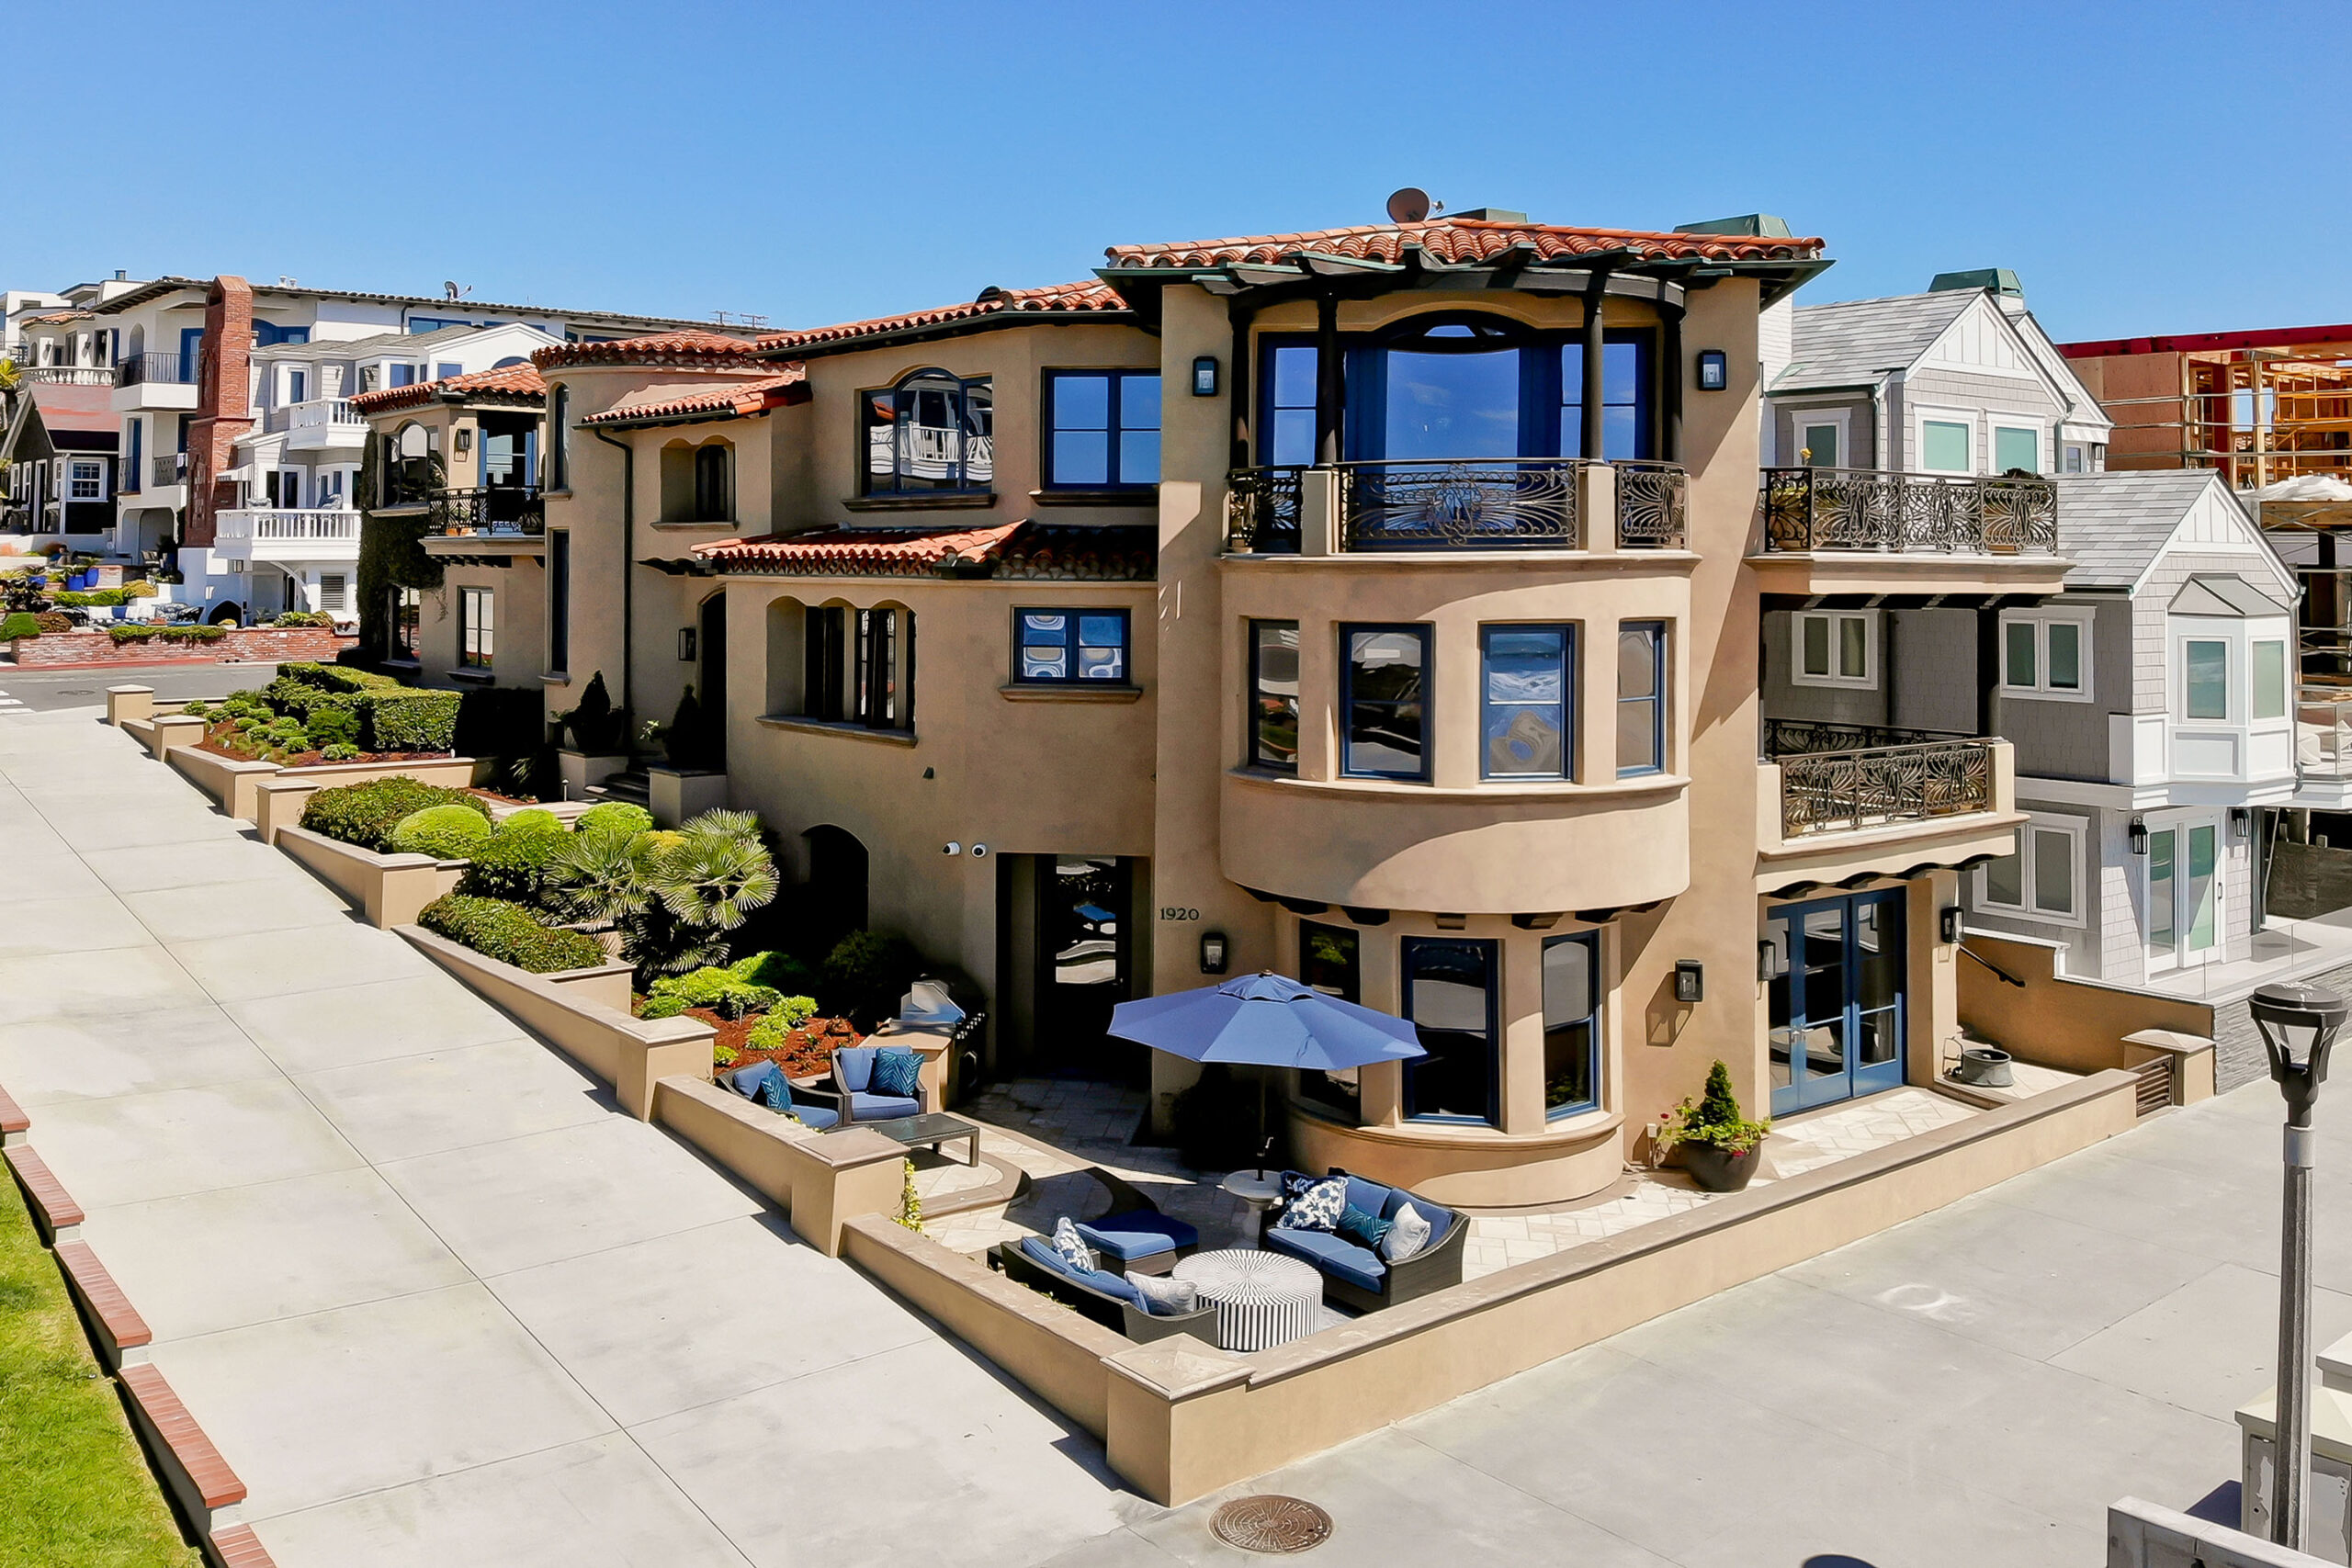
[0,709,1136,1568]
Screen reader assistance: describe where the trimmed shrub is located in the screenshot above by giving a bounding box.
[457,829,565,903]
[307,706,360,749]
[729,950,817,996]
[273,611,336,627]
[495,807,565,839]
[299,777,487,852]
[576,801,653,840]
[181,700,211,720]
[320,743,359,761]
[820,930,924,1027]
[388,804,493,861]
[0,612,40,641]
[158,625,226,643]
[644,966,782,1021]
[107,625,159,645]
[419,895,606,975]
[122,580,156,598]
[359,688,460,753]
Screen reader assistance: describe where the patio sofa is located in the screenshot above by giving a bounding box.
[831,1045,924,1124]
[1072,1168,1200,1277]
[1260,1168,1468,1313]
[717,1059,841,1130]
[989,1238,1216,1344]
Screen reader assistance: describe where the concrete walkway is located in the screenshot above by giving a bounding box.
[0,708,1136,1567]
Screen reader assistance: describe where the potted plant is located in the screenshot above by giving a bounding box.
[1655,1060,1770,1193]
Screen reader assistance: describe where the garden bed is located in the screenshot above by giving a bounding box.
[4,626,352,668]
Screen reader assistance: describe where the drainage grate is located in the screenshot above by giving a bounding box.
[1209,1495,1334,1554]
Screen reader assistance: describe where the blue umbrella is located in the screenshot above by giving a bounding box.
[1109,972,1424,1173]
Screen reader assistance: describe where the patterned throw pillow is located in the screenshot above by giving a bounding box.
[1126,1273,1201,1317]
[871,1048,922,1100]
[1051,1216,1097,1272]
[758,1068,794,1112]
[1274,1174,1349,1233]
[1383,1202,1433,1263]
[1335,1204,1394,1251]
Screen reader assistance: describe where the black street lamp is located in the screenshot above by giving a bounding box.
[2251,979,2352,1550]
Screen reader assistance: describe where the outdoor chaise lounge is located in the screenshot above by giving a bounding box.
[989,1238,1216,1343]
[1260,1168,1468,1313]
[1072,1168,1200,1276]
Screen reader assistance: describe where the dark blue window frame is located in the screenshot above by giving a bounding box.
[1013,607,1130,685]
[1340,623,1431,782]
[1400,936,1500,1126]
[1543,931,1602,1119]
[1480,624,1574,780]
[1249,619,1300,773]
[1042,371,1161,491]
[1616,620,1668,778]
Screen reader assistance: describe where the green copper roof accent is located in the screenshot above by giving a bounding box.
[1672,214,1793,238]
[1929,268,2024,298]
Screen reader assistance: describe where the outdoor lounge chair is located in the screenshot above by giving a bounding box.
[1072,1168,1200,1276]
[989,1238,1216,1344]
[1260,1168,1468,1313]
[830,1045,925,1123]
[718,1059,841,1130]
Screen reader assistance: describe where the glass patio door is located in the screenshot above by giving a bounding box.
[2146,822,2220,972]
[1766,890,1906,1116]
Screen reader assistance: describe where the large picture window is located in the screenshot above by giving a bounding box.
[2001,613,2088,699]
[1543,932,1601,1118]
[1015,608,1128,684]
[1481,625,1571,779]
[805,606,910,730]
[1341,625,1430,780]
[1295,920,1363,1122]
[1249,620,1299,771]
[1044,372,1160,490]
[1617,621,1667,776]
[1402,937,1499,1125]
[863,369,991,495]
[1975,813,2084,925]
[2184,639,2230,721]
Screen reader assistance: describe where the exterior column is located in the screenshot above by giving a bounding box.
[1975,604,2002,738]
[1581,271,1609,461]
[1314,291,1342,468]
[1661,299,1685,464]
[1227,303,1254,472]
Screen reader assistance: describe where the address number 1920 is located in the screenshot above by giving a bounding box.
[1159,907,1202,921]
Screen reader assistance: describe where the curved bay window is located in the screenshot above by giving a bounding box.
[1295,920,1363,1122]
[864,369,992,495]
[1401,937,1499,1124]
[1543,932,1601,1117]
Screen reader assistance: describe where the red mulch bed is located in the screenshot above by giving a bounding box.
[195,721,449,770]
[665,1008,865,1079]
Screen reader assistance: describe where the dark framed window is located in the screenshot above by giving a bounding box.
[1481,625,1572,779]
[1558,339,1646,460]
[1543,932,1601,1118]
[693,445,729,521]
[1340,624,1430,781]
[862,369,992,494]
[1295,920,1363,1122]
[1401,936,1499,1125]
[548,530,570,674]
[804,605,911,729]
[1044,371,1160,489]
[458,586,493,670]
[1616,620,1667,776]
[1015,608,1128,684]
[1265,344,1319,466]
[548,385,570,491]
[1249,620,1299,771]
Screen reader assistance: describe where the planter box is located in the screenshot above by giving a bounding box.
[274,826,467,929]
[396,922,710,1119]
[654,1077,907,1256]
[557,749,632,798]
[245,756,480,841]
[164,745,280,821]
[5,626,353,668]
[647,766,728,826]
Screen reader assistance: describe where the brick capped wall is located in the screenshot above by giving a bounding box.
[182,276,254,549]
[5,627,352,668]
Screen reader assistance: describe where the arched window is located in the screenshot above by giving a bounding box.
[492,355,527,368]
[694,444,729,521]
[384,422,436,506]
[863,368,991,495]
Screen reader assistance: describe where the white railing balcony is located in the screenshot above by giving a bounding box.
[282,398,367,451]
[211,508,362,560]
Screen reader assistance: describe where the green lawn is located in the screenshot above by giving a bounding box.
[0,1172,202,1568]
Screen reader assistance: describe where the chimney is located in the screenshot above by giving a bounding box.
[183,276,255,549]
[1929,268,2027,317]
[113,269,126,281]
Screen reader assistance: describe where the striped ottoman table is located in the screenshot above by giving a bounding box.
[1172,1249,1323,1351]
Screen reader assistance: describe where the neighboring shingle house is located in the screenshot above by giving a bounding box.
[1764,270,2112,478]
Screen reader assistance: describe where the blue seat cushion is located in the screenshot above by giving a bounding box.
[1017,1237,1143,1308]
[723,1061,779,1100]
[849,1091,921,1122]
[834,1047,876,1093]
[1019,1235,1080,1279]
[1342,1175,1394,1218]
[793,1103,841,1131]
[1076,1265,1144,1308]
[871,1047,922,1099]
[1263,1225,1387,1294]
[1075,1211,1199,1262]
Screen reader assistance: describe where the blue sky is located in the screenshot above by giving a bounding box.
[17,0,2349,341]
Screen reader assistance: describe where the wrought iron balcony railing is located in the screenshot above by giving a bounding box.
[1611,459,1687,548]
[1225,458,1689,553]
[429,485,544,536]
[1773,736,1995,839]
[1226,464,1306,552]
[1759,467,2057,555]
[1763,717,1976,758]
[115,353,197,389]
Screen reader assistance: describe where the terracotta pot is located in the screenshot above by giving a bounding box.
[1680,1140,1760,1193]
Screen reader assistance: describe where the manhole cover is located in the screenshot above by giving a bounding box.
[1209,1495,1333,1554]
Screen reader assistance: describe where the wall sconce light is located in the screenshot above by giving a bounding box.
[1939,907,1966,944]
[1757,939,1781,983]
[453,427,474,455]
[2129,818,2150,856]
[1674,960,1705,1004]
[1192,355,1219,397]
[2231,807,2254,840]
[1199,931,1229,975]
[677,626,696,661]
[1695,350,1728,392]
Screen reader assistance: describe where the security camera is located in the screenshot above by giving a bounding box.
[970,843,989,859]
[944,842,961,856]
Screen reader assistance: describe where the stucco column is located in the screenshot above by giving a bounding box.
[1498,925,1548,1134]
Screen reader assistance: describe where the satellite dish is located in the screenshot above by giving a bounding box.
[1386,187,1433,224]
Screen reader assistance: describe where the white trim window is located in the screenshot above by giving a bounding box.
[1973,813,2086,926]
[1792,610,1875,688]
[1992,424,2041,475]
[1788,408,1850,468]
[1917,411,1976,473]
[2001,611,2090,701]
[67,458,106,500]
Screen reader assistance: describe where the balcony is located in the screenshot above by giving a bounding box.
[23,366,114,387]
[152,454,187,490]
[1756,721,2019,894]
[1749,467,2068,598]
[210,508,361,563]
[112,353,199,412]
[1227,458,1688,555]
[422,486,546,561]
[276,399,368,451]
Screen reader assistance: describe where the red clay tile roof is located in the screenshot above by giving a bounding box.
[580,371,808,427]
[692,521,1154,581]
[350,361,547,414]
[533,331,771,371]
[1104,218,1823,269]
[749,283,1125,355]
[22,310,90,325]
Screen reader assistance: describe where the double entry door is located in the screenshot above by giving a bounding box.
[1767,889,1905,1116]
[2145,818,2221,973]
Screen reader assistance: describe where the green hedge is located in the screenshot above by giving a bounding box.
[361,688,460,752]
[107,624,227,645]
[0,613,40,642]
[419,895,607,975]
[387,804,493,861]
[298,777,487,852]
[456,828,566,903]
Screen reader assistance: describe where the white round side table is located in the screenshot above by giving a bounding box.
[1218,1169,1283,1212]
[1173,1248,1322,1351]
